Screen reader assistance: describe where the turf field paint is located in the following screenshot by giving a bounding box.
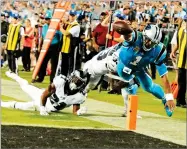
[32,0,71,81]
[126,95,138,130]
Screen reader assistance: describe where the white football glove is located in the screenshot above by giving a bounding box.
[40,106,49,116]
[77,107,87,116]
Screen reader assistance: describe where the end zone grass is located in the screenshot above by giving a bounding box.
[2,95,116,129]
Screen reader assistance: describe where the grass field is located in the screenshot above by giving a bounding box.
[1,67,187,147]
[1,67,186,126]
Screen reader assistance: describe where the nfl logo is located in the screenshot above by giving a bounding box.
[134,46,139,51]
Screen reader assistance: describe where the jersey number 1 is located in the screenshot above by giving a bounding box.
[130,56,142,66]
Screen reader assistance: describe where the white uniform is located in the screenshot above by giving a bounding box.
[83,44,120,89]
[2,72,86,113]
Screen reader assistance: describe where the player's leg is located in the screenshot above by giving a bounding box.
[135,70,173,116]
[85,75,102,92]
[135,70,165,99]
[65,93,86,107]
[65,93,87,115]
[121,83,138,117]
[5,72,43,109]
[1,101,36,111]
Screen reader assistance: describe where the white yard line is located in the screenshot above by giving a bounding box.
[1,79,186,146]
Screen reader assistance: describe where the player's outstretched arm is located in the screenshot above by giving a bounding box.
[155,44,175,112]
[40,84,56,116]
[161,74,175,112]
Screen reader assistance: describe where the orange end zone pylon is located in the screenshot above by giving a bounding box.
[126,95,138,130]
[32,0,71,81]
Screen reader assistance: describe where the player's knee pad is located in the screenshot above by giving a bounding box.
[121,84,138,96]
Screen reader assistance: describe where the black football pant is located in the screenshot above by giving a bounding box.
[22,46,31,71]
[7,50,17,73]
[177,68,186,105]
[38,44,59,83]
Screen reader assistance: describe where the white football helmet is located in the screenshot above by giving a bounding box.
[142,24,162,51]
[68,70,87,92]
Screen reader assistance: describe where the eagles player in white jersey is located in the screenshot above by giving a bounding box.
[83,43,123,90]
[2,71,88,116]
[83,43,139,117]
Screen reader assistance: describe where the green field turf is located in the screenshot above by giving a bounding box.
[2,95,116,129]
[1,67,186,126]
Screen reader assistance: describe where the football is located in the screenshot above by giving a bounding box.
[113,21,133,35]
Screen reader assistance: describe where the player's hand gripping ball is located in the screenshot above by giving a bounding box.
[113,21,133,35]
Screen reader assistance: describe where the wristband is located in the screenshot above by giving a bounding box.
[165,93,174,101]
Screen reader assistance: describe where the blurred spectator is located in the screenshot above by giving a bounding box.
[1,12,9,35]
[104,13,125,46]
[102,12,125,94]
[22,19,34,72]
[1,12,9,67]
[92,12,108,52]
[60,10,80,76]
[122,5,136,22]
[33,14,62,83]
[138,21,146,32]
[4,13,24,74]
[170,15,187,108]
[77,4,89,23]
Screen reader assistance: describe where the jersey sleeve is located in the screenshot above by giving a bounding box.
[53,75,66,89]
[154,44,167,65]
[156,63,168,77]
[154,44,168,77]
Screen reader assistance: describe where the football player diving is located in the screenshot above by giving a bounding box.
[114,23,175,117]
[83,22,175,117]
[2,70,88,116]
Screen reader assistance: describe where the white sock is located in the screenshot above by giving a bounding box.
[14,102,36,111]
[121,88,129,112]
[1,101,16,108]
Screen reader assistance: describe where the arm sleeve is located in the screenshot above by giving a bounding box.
[154,45,168,77]
[156,63,168,77]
